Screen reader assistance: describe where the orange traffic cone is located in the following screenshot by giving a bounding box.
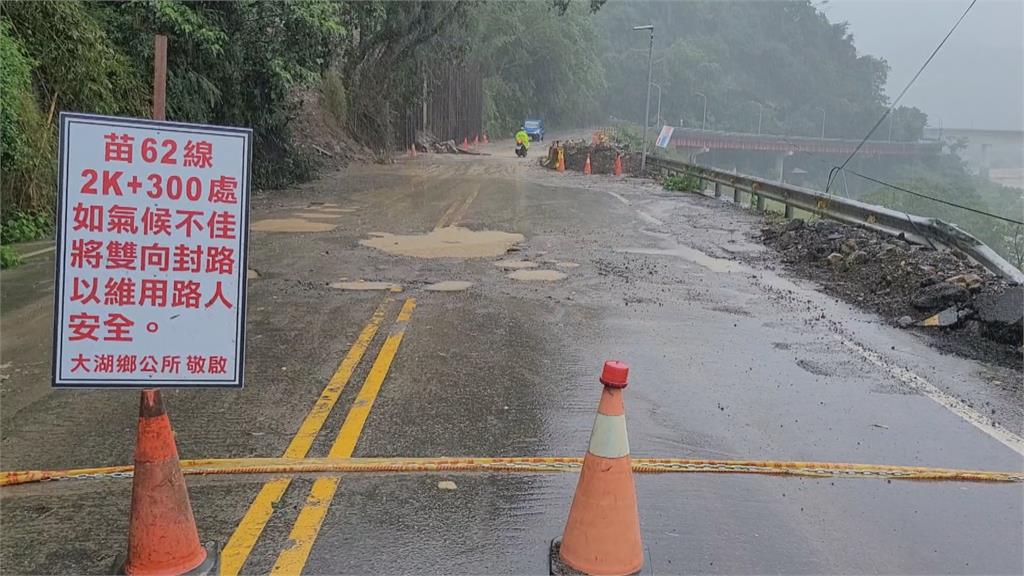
[557,147,566,173]
[583,153,592,175]
[614,154,623,177]
[120,390,217,575]
[551,361,643,576]
[483,134,489,144]
[462,136,469,148]
[473,134,479,145]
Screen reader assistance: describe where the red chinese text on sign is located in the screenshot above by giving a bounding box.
[54,113,251,388]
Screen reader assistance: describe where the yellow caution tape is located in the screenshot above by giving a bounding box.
[2,457,1021,487]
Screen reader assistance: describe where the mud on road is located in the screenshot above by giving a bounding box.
[1,140,1021,575]
[761,216,1023,371]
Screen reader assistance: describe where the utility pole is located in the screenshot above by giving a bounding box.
[650,82,662,128]
[634,25,654,174]
[153,35,167,121]
[755,101,763,135]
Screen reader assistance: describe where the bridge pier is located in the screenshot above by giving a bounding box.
[774,152,786,184]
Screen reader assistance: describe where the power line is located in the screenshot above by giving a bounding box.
[845,169,1024,226]
[826,0,978,193]
[777,136,1021,225]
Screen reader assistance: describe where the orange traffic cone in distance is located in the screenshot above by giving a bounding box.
[557,148,565,172]
[462,136,469,148]
[554,361,643,576]
[122,390,216,575]
[614,154,623,177]
[583,153,592,175]
[483,134,489,144]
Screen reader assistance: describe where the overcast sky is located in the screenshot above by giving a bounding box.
[825,0,1022,131]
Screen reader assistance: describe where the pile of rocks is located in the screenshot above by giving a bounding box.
[542,139,640,175]
[762,217,1022,348]
[414,130,473,154]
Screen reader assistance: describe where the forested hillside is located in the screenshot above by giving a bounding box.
[593,1,925,139]
[2,0,1015,268]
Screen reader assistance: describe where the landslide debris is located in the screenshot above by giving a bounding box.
[761,217,1022,367]
[540,138,641,175]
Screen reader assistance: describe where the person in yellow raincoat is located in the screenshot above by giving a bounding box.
[515,126,530,157]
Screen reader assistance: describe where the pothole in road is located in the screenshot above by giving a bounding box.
[617,246,744,274]
[251,218,337,233]
[494,259,538,270]
[541,259,580,269]
[330,280,400,291]
[292,212,344,220]
[359,226,524,258]
[796,358,834,377]
[425,281,474,292]
[507,269,567,281]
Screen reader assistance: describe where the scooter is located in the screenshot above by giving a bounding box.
[515,141,528,158]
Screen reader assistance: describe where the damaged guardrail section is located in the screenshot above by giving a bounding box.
[648,156,1024,285]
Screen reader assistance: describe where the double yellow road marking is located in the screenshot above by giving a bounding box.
[221,297,416,576]
[271,299,415,574]
[434,182,480,229]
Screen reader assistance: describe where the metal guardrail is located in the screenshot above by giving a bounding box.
[648,156,1024,285]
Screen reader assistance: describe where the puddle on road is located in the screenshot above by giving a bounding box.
[251,218,337,233]
[330,281,400,291]
[292,212,344,220]
[360,226,524,258]
[507,269,567,281]
[494,260,538,270]
[617,246,744,274]
[425,281,474,292]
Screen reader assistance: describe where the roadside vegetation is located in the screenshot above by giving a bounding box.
[662,174,701,193]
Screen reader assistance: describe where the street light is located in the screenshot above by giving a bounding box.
[650,82,662,127]
[694,91,707,131]
[754,101,764,135]
[888,108,900,142]
[933,115,943,140]
[634,24,654,174]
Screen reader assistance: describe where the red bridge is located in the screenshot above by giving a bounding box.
[669,127,940,157]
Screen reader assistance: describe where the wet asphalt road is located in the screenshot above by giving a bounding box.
[1,142,1022,574]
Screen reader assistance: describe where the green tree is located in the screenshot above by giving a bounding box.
[474,0,606,136]
[592,1,902,139]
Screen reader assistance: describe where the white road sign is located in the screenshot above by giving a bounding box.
[53,113,252,387]
[656,125,675,149]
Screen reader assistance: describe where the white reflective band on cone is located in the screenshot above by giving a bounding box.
[588,413,630,458]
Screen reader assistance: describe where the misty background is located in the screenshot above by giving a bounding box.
[827,0,1023,132]
[3,0,1022,268]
